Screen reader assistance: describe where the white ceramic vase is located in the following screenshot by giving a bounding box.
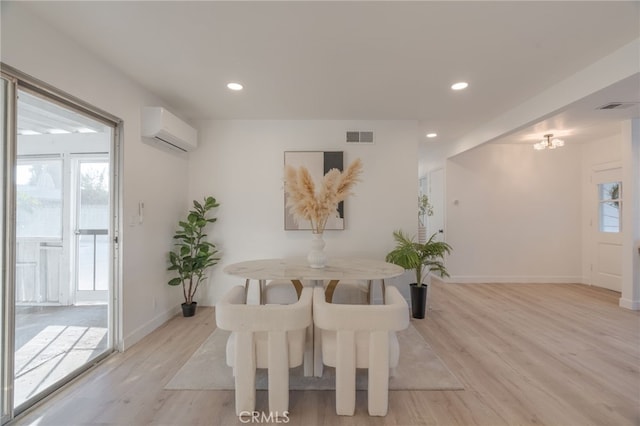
[307,232,327,268]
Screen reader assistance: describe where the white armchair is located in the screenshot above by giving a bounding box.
[216,285,313,416]
[313,285,409,416]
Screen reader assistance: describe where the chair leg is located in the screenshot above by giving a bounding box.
[267,330,289,415]
[335,330,356,416]
[234,331,256,415]
[368,331,389,416]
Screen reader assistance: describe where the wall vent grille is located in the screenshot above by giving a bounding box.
[346,131,374,144]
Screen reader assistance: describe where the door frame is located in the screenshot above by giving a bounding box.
[427,167,446,242]
[1,70,17,425]
[1,63,123,422]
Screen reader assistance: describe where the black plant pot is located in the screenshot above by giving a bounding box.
[181,302,197,317]
[410,284,427,319]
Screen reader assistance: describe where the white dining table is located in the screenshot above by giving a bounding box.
[223,257,404,376]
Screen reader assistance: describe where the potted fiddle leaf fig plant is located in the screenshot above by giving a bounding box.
[385,230,451,319]
[168,196,220,317]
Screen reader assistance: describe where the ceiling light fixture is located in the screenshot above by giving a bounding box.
[49,129,71,134]
[533,133,565,150]
[227,82,243,91]
[451,82,468,91]
[76,128,97,133]
[426,133,437,138]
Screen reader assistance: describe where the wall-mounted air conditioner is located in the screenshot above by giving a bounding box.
[141,107,198,152]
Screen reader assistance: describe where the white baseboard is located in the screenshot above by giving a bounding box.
[619,298,640,310]
[122,305,180,350]
[446,275,584,284]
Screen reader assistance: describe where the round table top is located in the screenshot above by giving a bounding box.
[223,257,404,281]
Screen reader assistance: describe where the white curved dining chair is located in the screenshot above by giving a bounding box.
[313,285,409,416]
[216,285,313,416]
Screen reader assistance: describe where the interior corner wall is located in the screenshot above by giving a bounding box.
[2,3,190,349]
[188,120,419,305]
[445,143,582,283]
[620,119,639,309]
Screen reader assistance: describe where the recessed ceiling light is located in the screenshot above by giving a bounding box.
[426,133,437,138]
[227,82,243,91]
[451,82,469,91]
[49,129,71,134]
[77,128,97,134]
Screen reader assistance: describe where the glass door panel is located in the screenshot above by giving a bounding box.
[13,89,112,410]
[598,181,622,233]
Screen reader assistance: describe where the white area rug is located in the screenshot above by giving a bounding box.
[165,324,463,391]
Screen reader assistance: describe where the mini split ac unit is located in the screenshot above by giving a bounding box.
[141,107,198,152]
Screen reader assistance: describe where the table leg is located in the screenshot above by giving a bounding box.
[243,279,250,303]
[324,279,340,303]
[291,279,304,299]
[259,279,265,305]
[312,279,325,377]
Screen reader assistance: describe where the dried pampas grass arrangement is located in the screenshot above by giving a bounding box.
[284,158,363,233]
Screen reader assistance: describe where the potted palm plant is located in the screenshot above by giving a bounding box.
[168,196,220,317]
[385,230,452,319]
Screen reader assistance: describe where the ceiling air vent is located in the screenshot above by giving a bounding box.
[597,102,637,110]
[346,131,374,144]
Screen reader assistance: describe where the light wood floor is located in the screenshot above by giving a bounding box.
[13,283,640,426]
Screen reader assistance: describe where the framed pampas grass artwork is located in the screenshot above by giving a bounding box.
[283,151,363,232]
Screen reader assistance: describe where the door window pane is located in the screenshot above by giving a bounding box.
[77,233,108,291]
[79,161,109,229]
[599,182,621,233]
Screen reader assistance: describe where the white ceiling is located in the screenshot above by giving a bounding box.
[18,1,640,148]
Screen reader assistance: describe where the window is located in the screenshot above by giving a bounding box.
[598,181,621,233]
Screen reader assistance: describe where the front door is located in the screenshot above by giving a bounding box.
[592,166,623,292]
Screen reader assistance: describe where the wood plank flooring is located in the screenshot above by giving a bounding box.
[12,283,640,426]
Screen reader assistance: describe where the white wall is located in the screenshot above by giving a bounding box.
[2,3,190,348]
[189,120,419,304]
[445,142,582,283]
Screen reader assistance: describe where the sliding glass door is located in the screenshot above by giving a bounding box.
[1,67,120,422]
